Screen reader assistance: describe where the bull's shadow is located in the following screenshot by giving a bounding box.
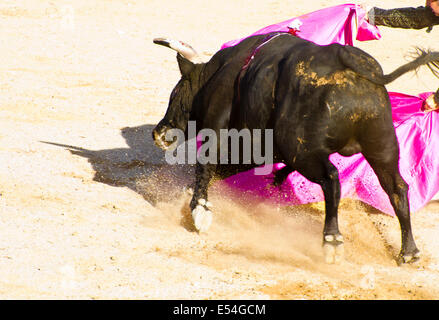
[42,124,195,206]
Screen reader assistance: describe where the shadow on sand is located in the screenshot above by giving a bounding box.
[42,124,195,206]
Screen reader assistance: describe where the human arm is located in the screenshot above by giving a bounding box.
[368,5,439,29]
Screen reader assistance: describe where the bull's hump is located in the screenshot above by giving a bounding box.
[295,60,355,88]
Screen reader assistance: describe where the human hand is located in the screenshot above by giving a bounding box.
[427,0,439,16]
[423,92,439,112]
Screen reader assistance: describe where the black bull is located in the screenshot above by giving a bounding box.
[153,33,439,264]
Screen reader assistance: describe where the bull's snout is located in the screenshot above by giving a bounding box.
[152,125,173,150]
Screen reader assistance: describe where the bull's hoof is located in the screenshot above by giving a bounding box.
[323,234,344,264]
[191,199,213,233]
[397,250,421,265]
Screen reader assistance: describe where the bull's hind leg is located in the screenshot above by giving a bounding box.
[363,155,420,264]
[360,122,420,264]
[295,157,344,264]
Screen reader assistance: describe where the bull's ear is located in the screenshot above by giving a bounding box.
[177,53,195,76]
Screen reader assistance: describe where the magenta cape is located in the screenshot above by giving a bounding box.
[221,3,381,49]
[216,4,439,215]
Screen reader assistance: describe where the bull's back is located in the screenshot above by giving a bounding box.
[238,38,393,158]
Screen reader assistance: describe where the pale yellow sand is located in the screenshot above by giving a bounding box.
[0,0,438,299]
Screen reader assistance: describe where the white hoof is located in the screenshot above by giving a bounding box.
[191,204,212,233]
[197,198,213,208]
[323,234,344,264]
[324,235,335,242]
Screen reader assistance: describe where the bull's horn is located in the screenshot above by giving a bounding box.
[153,37,199,62]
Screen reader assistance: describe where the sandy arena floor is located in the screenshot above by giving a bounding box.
[0,0,439,299]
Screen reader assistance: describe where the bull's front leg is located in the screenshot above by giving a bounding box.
[190,163,216,233]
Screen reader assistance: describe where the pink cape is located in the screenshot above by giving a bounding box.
[216,4,439,215]
[221,3,381,49]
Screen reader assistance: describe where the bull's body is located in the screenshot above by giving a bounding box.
[153,33,439,263]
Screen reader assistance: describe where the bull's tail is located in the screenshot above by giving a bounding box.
[380,49,439,85]
[339,46,439,86]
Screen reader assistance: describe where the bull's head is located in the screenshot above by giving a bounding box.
[152,38,203,150]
